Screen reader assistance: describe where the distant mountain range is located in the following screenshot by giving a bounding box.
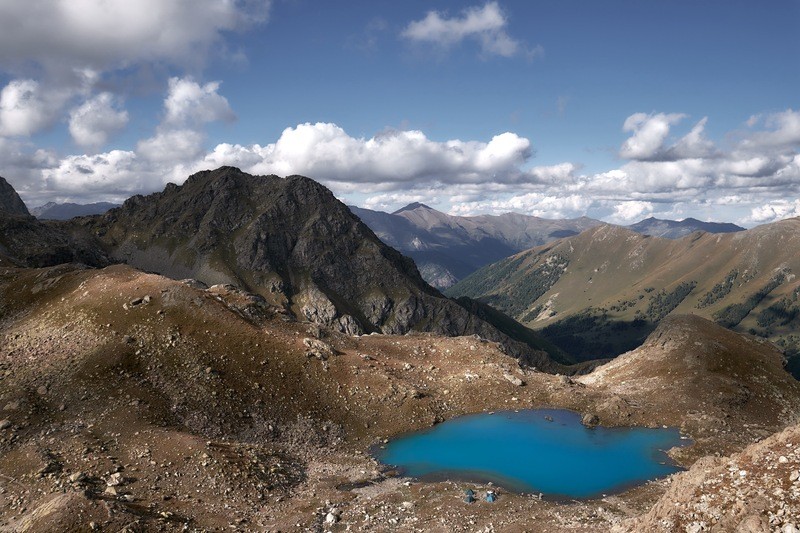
[351,203,745,289]
[31,201,119,220]
[627,216,744,238]
[350,203,601,288]
[447,220,800,376]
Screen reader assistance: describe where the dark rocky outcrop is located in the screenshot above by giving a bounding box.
[0,177,109,268]
[74,167,562,371]
[0,214,110,268]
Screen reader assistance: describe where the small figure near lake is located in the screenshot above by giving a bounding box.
[464,489,475,503]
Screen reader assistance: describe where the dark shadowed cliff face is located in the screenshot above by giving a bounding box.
[77,167,560,370]
[0,176,30,216]
[0,215,110,268]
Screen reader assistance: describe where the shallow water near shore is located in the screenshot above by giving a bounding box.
[374,408,688,499]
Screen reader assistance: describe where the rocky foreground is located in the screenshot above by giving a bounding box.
[1,262,799,531]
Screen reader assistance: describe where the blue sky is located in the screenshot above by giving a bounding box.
[0,1,798,225]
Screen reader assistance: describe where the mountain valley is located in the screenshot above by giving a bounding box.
[1,169,799,531]
[350,203,600,290]
[448,221,800,376]
[353,204,748,291]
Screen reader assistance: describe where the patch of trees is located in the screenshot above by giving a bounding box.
[540,307,653,361]
[447,254,528,299]
[609,297,639,312]
[464,253,569,319]
[642,281,697,322]
[509,254,569,316]
[713,272,787,328]
[756,297,800,329]
[520,305,543,323]
[775,335,800,379]
[696,270,739,308]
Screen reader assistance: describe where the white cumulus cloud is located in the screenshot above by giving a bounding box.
[448,192,593,219]
[0,79,73,137]
[7,104,800,228]
[0,2,267,146]
[402,2,539,58]
[68,92,128,149]
[41,150,163,198]
[739,108,800,152]
[611,200,654,222]
[137,129,205,164]
[163,78,235,127]
[191,123,533,186]
[136,77,234,164]
[619,112,686,161]
[747,199,800,224]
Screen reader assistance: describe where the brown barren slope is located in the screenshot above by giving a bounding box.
[1,262,799,531]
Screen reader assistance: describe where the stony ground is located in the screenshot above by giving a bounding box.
[1,263,799,532]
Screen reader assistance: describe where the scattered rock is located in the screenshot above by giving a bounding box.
[0,419,11,430]
[303,338,335,360]
[503,373,524,386]
[106,472,124,486]
[181,279,209,290]
[581,413,600,428]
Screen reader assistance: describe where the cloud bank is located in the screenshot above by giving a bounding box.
[6,87,799,227]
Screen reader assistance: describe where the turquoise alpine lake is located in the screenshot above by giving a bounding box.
[374,409,688,499]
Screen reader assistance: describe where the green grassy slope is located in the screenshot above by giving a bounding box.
[447,219,800,372]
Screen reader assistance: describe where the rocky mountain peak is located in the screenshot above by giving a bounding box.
[76,167,561,370]
[0,176,30,216]
[392,202,433,214]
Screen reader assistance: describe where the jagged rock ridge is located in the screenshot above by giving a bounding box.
[76,167,561,370]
